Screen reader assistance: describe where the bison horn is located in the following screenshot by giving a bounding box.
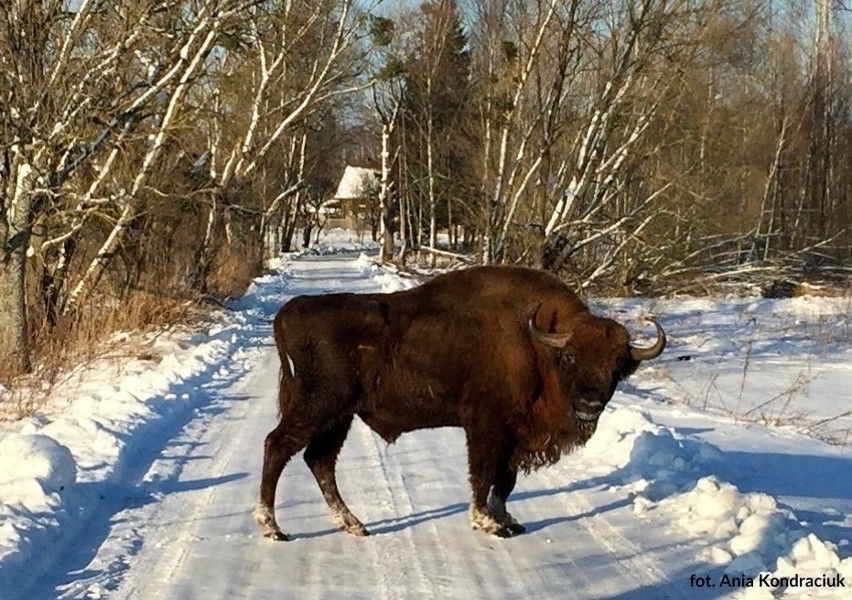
[629,318,666,361]
[528,304,572,348]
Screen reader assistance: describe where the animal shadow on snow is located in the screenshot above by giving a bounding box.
[366,502,469,536]
[289,502,472,540]
[356,478,617,538]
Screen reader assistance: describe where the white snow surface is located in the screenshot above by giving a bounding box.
[0,238,850,599]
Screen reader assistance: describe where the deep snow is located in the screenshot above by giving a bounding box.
[0,230,849,599]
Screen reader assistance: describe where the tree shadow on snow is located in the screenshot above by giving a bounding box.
[113,471,249,511]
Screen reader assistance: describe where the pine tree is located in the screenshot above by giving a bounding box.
[398,0,474,254]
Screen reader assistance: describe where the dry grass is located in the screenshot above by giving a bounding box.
[797,411,852,446]
[663,344,850,448]
[794,282,852,298]
[1,289,206,421]
[205,242,262,300]
[740,366,815,426]
[2,237,262,420]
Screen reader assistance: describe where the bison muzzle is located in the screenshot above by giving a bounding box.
[253,265,665,540]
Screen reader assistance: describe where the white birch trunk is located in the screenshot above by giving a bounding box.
[0,155,36,372]
[486,1,557,262]
[64,17,222,314]
[426,106,437,268]
[378,95,400,262]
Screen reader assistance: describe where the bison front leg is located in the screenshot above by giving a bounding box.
[303,416,368,537]
[488,460,526,536]
[465,430,518,538]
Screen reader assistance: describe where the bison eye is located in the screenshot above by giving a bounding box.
[558,348,575,367]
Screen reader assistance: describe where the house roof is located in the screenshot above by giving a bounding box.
[334,166,379,200]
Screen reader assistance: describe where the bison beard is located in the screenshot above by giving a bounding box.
[254,265,665,540]
[512,418,599,475]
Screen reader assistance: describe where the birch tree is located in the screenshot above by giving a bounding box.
[1,0,188,369]
[62,1,241,313]
[373,81,403,262]
[465,0,707,286]
[194,0,377,276]
[1,0,379,375]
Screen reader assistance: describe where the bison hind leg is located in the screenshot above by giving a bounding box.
[304,416,369,537]
[256,420,307,541]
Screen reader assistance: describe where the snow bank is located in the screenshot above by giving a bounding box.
[0,267,287,592]
[0,434,76,495]
[582,405,852,596]
[0,434,78,583]
[670,477,851,598]
[0,334,242,589]
[583,407,724,501]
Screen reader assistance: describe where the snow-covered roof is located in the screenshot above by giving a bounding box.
[334,166,378,200]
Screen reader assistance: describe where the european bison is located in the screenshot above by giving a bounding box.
[253,265,665,539]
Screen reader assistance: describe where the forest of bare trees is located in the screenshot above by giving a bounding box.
[2,0,850,381]
[379,0,851,293]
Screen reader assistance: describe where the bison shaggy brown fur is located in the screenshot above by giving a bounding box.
[253,265,665,539]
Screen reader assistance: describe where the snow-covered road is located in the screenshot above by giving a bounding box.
[3,250,850,599]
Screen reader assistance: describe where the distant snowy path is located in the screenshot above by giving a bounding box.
[10,252,850,600]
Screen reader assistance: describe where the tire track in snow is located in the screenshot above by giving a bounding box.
[102,396,253,597]
[527,455,693,599]
[351,424,539,600]
[60,348,276,600]
[355,421,433,600]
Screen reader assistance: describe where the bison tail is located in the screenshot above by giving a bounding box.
[275,360,298,419]
[277,365,285,418]
[272,307,296,417]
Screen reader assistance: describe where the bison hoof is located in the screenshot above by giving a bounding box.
[263,529,289,542]
[470,507,521,538]
[345,523,370,537]
[253,502,288,541]
[332,510,370,537]
[475,521,519,538]
[506,521,526,536]
[491,524,515,538]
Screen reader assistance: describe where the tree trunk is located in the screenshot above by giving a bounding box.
[0,162,36,375]
[0,258,29,376]
[379,119,397,263]
[194,196,220,292]
[427,115,437,267]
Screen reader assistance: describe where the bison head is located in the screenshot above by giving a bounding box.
[528,305,665,438]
